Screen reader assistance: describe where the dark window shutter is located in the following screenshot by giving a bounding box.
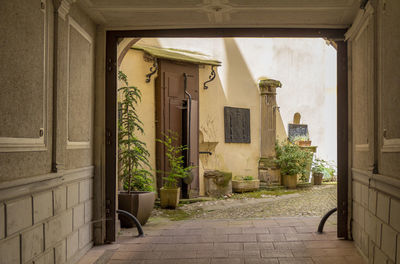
[224,107,250,143]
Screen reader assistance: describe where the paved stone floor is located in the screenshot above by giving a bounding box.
[152,184,338,220]
[79,216,366,264]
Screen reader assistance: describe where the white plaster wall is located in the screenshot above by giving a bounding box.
[153,37,338,164]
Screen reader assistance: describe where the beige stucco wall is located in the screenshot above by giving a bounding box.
[197,53,261,181]
[154,37,337,165]
[0,1,95,263]
[121,38,290,196]
[118,50,158,188]
[127,37,337,194]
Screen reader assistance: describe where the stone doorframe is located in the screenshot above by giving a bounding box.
[104,28,349,243]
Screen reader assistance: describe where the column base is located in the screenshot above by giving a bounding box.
[258,157,281,185]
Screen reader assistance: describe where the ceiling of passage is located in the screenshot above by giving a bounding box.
[77,0,361,29]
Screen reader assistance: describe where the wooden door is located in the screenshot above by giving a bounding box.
[155,60,199,198]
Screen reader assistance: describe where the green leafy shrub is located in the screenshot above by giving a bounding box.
[275,141,313,176]
[156,131,193,189]
[292,135,310,142]
[118,71,153,192]
[243,176,254,181]
[312,158,337,182]
[311,158,327,174]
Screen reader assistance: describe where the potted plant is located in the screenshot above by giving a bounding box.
[275,141,313,189]
[156,132,193,209]
[232,176,260,193]
[311,159,337,184]
[293,135,312,147]
[118,71,155,227]
[311,158,328,185]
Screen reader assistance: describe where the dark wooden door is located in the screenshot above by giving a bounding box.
[155,60,199,198]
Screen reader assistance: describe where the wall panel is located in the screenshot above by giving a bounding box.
[378,0,400,177]
[0,0,53,181]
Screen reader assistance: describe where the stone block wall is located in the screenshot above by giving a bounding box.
[0,168,93,264]
[348,0,400,263]
[0,1,97,262]
[351,175,400,263]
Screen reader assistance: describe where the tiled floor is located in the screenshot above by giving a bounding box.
[79,217,366,264]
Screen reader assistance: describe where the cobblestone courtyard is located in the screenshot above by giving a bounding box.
[152,184,337,221]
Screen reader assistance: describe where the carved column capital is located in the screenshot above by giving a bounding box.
[258,78,282,95]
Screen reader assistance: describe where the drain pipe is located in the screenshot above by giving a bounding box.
[51,3,60,173]
[116,210,144,237]
[317,208,337,233]
[183,73,193,166]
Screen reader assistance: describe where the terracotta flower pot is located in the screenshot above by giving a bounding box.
[118,191,156,227]
[298,140,311,147]
[282,174,297,189]
[313,173,323,185]
[160,187,180,209]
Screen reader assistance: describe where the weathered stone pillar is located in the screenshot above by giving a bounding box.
[258,78,282,185]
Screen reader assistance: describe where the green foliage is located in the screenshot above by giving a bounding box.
[312,158,337,182]
[156,131,193,189]
[275,141,313,176]
[293,135,310,142]
[118,71,153,193]
[311,158,327,174]
[243,176,254,181]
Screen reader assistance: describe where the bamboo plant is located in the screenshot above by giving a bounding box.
[118,71,153,193]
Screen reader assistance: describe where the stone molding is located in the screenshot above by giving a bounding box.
[258,78,282,95]
[352,168,400,200]
[66,17,94,150]
[381,138,400,153]
[345,2,374,41]
[54,0,76,20]
[0,166,93,202]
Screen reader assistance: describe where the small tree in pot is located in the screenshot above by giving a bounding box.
[118,71,155,227]
[156,132,193,209]
[275,141,313,189]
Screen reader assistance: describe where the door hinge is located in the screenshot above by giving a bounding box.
[107,58,115,72]
[106,129,111,145]
[372,163,378,174]
[106,199,111,216]
[40,0,46,10]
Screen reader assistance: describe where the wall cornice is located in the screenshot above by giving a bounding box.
[0,166,94,201]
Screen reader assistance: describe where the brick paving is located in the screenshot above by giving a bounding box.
[79,217,366,264]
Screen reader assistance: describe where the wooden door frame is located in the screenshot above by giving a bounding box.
[105,28,349,242]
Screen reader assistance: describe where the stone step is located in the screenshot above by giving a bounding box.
[258,183,285,190]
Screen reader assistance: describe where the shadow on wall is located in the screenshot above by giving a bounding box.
[200,38,260,179]
[224,38,260,103]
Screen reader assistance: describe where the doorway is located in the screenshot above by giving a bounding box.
[155,59,200,198]
[105,29,348,243]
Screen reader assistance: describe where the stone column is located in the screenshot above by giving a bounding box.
[258,78,282,185]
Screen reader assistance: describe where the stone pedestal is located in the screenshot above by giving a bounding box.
[258,157,281,185]
[258,78,282,185]
[203,170,232,197]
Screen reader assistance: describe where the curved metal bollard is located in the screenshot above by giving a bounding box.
[116,209,144,237]
[317,208,337,233]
